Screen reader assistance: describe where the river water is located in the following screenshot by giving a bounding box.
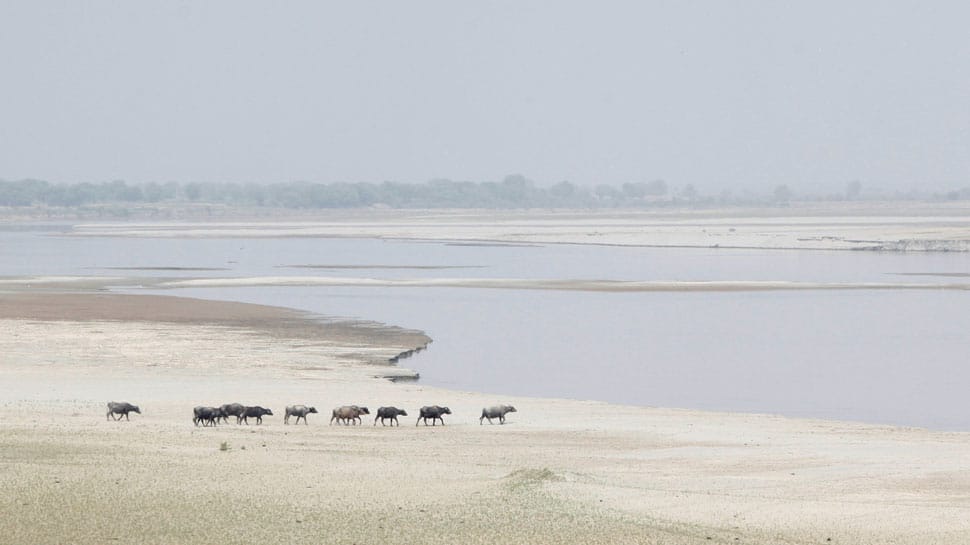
[3,226,969,430]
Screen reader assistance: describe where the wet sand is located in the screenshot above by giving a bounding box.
[2,291,970,544]
[5,274,970,295]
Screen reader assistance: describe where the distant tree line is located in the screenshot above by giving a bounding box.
[0,176,670,209]
[1,176,967,209]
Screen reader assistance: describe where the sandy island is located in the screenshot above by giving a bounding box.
[3,207,970,544]
[65,202,970,252]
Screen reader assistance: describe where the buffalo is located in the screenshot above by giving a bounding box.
[416,405,451,426]
[374,406,408,426]
[240,406,273,425]
[106,401,141,421]
[284,405,318,425]
[220,403,246,424]
[480,405,517,425]
[330,405,369,425]
[193,406,224,427]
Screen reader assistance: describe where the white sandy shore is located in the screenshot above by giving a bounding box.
[156,276,970,292]
[65,204,970,251]
[6,275,970,294]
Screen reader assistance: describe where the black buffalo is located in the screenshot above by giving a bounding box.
[106,401,141,421]
[374,406,408,426]
[240,406,273,425]
[193,406,224,427]
[416,405,451,426]
[220,403,246,424]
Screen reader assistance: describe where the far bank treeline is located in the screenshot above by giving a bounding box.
[1,176,964,210]
[0,176,669,209]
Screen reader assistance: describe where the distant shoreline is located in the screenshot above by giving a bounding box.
[41,204,970,253]
[4,275,970,293]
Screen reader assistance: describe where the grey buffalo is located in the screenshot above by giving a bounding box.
[106,401,140,421]
[480,405,517,425]
[240,406,273,425]
[374,406,408,426]
[193,406,224,427]
[330,405,369,425]
[284,405,318,425]
[219,403,246,424]
[417,405,451,426]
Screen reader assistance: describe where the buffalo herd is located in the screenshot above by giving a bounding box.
[107,401,517,427]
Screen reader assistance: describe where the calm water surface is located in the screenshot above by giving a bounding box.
[3,228,969,430]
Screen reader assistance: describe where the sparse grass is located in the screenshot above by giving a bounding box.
[219,441,230,452]
[504,467,564,491]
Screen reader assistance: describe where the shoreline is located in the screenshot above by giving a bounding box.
[51,205,970,252]
[0,291,430,377]
[5,274,970,294]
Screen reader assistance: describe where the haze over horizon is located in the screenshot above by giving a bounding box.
[2,2,968,194]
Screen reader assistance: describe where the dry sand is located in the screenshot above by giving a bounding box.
[4,206,970,544]
[2,291,970,545]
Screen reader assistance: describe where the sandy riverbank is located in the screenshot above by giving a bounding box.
[2,291,969,544]
[61,203,970,252]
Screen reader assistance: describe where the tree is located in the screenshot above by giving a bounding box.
[621,182,646,200]
[845,180,862,200]
[549,180,576,199]
[594,184,620,202]
[621,180,667,201]
[498,174,536,205]
[644,179,668,196]
[680,184,698,202]
[143,182,177,202]
[772,184,793,204]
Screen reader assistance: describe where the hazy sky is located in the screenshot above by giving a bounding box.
[2,2,968,192]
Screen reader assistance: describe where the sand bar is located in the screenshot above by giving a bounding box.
[5,275,970,295]
[63,205,970,251]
